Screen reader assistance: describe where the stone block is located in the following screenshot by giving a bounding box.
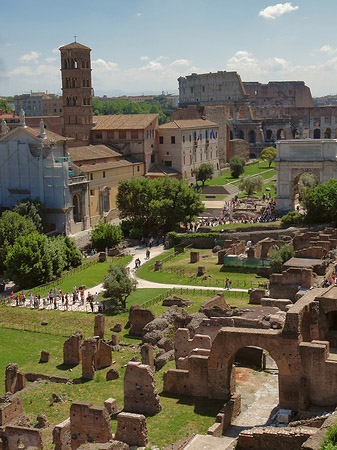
[115,412,148,447]
[111,334,119,346]
[81,338,97,380]
[129,308,155,336]
[197,266,206,276]
[190,251,200,263]
[63,331,83,365]
[40,350,50,363]
[249,289,266,305]
[0,395,23,426]
[5,363,26,394]
[106,368,120,381]
[104,398,117,417]
[95,339,112,370]
[140,343,154,370]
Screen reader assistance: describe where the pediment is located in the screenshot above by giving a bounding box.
[0,126,44,144]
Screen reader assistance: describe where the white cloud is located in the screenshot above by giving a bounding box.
[170,59,191,67]
[52,48,59,54]
[259,2,298,20]
[140,56,150,61]
[139,60,164,71]
[136,12,141,17]
[46,57,57,63]
[319,45,337,55]
[19,51,41,63]
[92,58,118,71]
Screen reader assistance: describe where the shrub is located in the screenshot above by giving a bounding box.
[238,175,263,195]
[270,244,294,274]
[281,211,302,227]
[90,222,123,251]
[230,157,246,178]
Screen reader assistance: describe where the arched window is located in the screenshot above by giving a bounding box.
[248,130,256,143]
[266,129,273,140]
[276,129,285,140]
[237,130,244,140]
[314,129,321,139]
[73,195,81,223]
[324,128,331,139]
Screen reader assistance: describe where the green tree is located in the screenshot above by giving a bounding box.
[102,263,137,308]
[302,179,337,224]
[0,99,13,113]
[13,198,47,232]
[270,244,294,273]
[261,147,277,168]
[90,222,123,251]
[298,172,318,201]
[229,157,246,178]
[117,177,204,236]
[5,232,53,288]
[281,211,302,227]
[238,175,263,195]
[0,211,37,271]
[64,236,82,269]
[47,236,67,278]
[193,163,214,186]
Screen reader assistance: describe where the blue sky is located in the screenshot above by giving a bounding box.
[1,0,337,97]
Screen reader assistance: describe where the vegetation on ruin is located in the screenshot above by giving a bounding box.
[238,174,263,196]
[136,248,268,289]
[117,177,204,237]
[92,95,176,124]
[193,163,214,186]
[270,244,295,274]
[261,146,277,168]
[321,422,337,450]
[90,221,123,251]
[230,156,246,178]
[302,179,337,224]
[103,263,137,308]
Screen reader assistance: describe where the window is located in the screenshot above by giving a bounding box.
[159,136,164,144]
[107,131,114,139]
[103,171,106,178]
[171,136,175,144]
[166,152,169,155]
[137,166,140,172]
[202,86,205,92]
[131,130,138,139]
[90,173,93,181]
[90,190,94,196]
[119,130,126,139]
[151,154,155,163]
[189,135,192,142]
[183,135,185,143]
[191,87,193,93]
[164,161,172,167]
[95,132,102,140]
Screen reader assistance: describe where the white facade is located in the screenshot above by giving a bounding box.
[0,124,74,233]
[158,119,220,182]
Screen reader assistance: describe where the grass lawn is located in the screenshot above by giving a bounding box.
[205,159,275,186]
[0,296,227,448]
[238,180,277,200]
[136,248,267,289]
[26,255,132,297]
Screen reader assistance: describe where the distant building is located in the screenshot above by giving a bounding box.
[157,119,220,182]
[14,92,62,117]
[0,109,20,129]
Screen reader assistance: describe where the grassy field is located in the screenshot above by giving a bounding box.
[136,248,268,289]
[205,160,276,186]
[22,255,132,297]
[0,283,234,449]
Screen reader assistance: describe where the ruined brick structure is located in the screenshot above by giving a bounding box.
[129,308,155,336]
[123,362,161,415]
[63,331,83,365]
[140,343,155,370]
[0,395,23,427]
[164,286,337,411]
[115,412,148,447]
[94,314,105,339]
[5,364,26,394]
[81,338,98,380]
[70,402,112,450]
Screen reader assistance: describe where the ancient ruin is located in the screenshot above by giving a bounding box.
[63,331,83,365]
[115,412,148,447]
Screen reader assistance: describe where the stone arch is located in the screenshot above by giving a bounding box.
[277,129,285,140]
[207,328,300,409]
[248,130,256,143]
[292,169,320,204]
[265,129,273,140]
[237,130,244,140]
[314,129,321,139]
[73,194,81,223]
[292,128,300,139]
[324,128,332,139]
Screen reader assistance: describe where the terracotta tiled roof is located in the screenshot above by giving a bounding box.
[69,145,121,162]
[29,127,68,142]
[78,159,142,173]
[92,114,159,130]
[59,42,91,51]
[159,119,218,130]
[0,113,19,119]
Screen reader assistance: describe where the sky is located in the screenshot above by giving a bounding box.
[1,0,337,97]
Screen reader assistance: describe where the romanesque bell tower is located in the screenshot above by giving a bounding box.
[59,41,93,147]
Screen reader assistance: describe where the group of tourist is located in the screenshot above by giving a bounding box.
[11,286,100,311]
